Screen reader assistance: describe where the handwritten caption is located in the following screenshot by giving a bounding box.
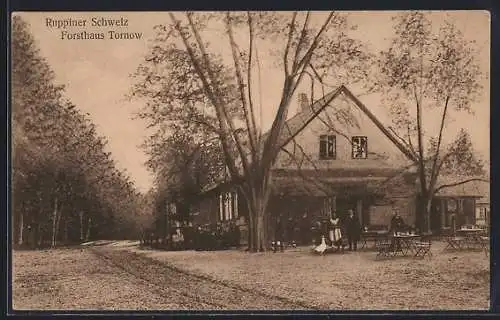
[45,17,143,40]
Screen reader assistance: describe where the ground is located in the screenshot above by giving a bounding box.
[12,240,490,311]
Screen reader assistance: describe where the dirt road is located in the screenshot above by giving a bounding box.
[12,246,308,311]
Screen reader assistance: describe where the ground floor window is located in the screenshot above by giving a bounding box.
[478,207,489,220]
[219,191,238,221]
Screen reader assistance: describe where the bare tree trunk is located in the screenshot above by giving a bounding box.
[79,211,84,241]
[85,217,92,242]
[63,216,69,244]
[425,197,432,233]
[37,223,42,248]
[18,211,24,246]
[247,212,254,250]
[51,197,58,247]
[55,205,63,246]
[246,186,270,252]
[256,214,266,252]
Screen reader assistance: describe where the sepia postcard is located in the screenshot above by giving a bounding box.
[10,10,491,312]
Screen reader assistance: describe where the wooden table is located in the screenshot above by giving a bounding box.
[360,231,389,250]
[457,229,484,249]
[391,234,421,256]
[376,234,421,258]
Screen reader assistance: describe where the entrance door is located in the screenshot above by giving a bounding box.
[335,198,356,222]
[430,199,442,233]
[463,198,475,225]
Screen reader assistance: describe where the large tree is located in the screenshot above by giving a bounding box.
[131,11,374,251]
[145,124,227,223]
[12,16,144,247]
[378,12,487,232]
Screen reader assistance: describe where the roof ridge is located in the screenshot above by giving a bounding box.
[261,85,417,162]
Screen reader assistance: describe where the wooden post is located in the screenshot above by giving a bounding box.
[472,198,477,226]
[331,195,337,218]
[356,198,363,226]
[457,199,464,227]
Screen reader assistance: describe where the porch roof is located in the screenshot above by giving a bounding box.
[272,167,408,178]
[434,177,489,200]
[270,175,389,197]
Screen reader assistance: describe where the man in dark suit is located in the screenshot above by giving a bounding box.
[390,208,405,234]
[345,209,361,251]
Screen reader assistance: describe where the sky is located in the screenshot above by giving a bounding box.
[15,11,490,192]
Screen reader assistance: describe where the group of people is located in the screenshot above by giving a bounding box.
[275,209,363,252]
[317,209,362,251]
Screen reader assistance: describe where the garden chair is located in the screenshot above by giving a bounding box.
[443,233,464,251]
[375,239,393,259]
[480,236,490,257]
[414,234,432,259]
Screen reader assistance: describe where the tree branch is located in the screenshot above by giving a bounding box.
[388,127,419,160]
[414,85,427,193]
[279,147,333,196]
[283,12,298,76]
[407,123,417,157]
[434,178,489,195]
[225,12,258,162]
[246,12,259,157]
[169,12,240,180]
[293,12,334,75]
[428,95,451,193]
[291,11,311,72]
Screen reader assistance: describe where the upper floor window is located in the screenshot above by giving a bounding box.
[319,135,336,160]
[352,136,368,159]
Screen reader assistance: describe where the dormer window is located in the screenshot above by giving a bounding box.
[319,135,336,159]
[352,136,368,159]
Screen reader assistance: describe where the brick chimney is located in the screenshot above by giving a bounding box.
[298,93,310,113]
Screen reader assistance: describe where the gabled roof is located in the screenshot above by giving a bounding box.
[201,85,417,194]
[260,85,417,162]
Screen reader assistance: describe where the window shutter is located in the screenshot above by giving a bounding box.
[233,192,238,218]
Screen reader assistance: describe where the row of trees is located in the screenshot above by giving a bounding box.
[132,11,487,251]
[12,16,148,248]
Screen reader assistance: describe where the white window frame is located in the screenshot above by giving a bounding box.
[219,191,238,221]
[352,136,368,159]
[319,135,336,160]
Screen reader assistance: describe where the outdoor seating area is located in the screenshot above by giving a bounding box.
[443,226,489,255]
[135,239,489,310]
[375,232,433,259]
[359,226,390,250]
[140,221,241,251]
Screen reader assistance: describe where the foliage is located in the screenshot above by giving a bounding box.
[12,16,144,247]
[131,11,375,251]
[378,11,486,231]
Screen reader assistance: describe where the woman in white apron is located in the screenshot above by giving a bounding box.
[329,217,343,249]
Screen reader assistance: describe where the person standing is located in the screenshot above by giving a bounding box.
[299,213,309,245]
[273,214,285,252]
[345,209,361,251]
[390,208,405,234]
[329,216,343,250]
